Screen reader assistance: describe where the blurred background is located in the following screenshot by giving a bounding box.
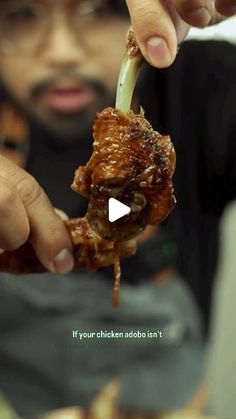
[0,1,235,418]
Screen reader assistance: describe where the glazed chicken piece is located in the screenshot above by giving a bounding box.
[72,107,176,243]
[0,30,176,307]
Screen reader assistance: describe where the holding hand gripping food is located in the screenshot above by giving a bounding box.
[0,31,176,306]
[125,0,235,68]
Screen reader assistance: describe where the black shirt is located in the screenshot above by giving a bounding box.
[26,40,236,327]
[138,40,236,324]
[27,126,92,218]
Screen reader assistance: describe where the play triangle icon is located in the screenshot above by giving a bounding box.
[108,198,131,222]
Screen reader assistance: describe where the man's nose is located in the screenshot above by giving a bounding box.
[41,18,87,68]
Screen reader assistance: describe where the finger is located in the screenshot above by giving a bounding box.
[16,176,74,274]
[118,239,137,258]
[209,10,227,24]
[173,0,212,26]
[0,156,74,274]
[215,0,236,16]
[0,176,30,250]
[54,208,69,221]
[126,0,179,68]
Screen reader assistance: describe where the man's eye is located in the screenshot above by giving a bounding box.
[5,5,39,22]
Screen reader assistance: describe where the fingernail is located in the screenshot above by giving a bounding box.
[188,7,212,26]
[53,248,74,274]
[146,37,172,68]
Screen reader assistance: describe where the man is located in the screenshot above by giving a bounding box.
[0,1,207,418]
[0,0,129,273]
[0,0,132,415]
[0,0,234,417]
[0,1,235,270]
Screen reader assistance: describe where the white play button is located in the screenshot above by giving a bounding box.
[108,198,131,222]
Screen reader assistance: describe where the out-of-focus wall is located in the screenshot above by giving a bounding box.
[207,201,236,418]
[187,15,236,44]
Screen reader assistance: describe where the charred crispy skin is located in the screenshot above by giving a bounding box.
[72,107,176,242]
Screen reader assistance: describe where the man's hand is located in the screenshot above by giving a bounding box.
[125,0,236,68]
[0,156,74,274]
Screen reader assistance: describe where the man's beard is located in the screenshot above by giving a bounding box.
[0,72,115,146]
[26,91,114,147]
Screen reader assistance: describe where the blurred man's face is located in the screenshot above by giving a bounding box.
[0,0,129,140]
